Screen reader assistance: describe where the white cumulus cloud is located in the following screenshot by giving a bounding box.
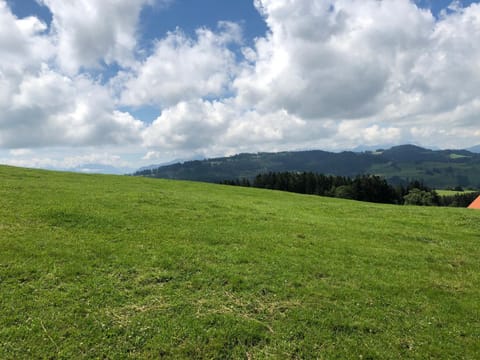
[218,0,480,151]
[1,64,144,148]
[0,1,145,150]
[2,0,480,169]
[39,0,155,74]
[119,22,242,107]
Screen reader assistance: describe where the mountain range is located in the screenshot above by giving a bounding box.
[134,145,480,189]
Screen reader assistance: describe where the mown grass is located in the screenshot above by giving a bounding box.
[435,189,476,197]
[0,165,479,359]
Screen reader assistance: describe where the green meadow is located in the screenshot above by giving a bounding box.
[435,189,476,197]
[0,165,479,359]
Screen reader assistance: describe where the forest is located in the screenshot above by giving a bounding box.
[222,172,479,207]
[134,145,480,189]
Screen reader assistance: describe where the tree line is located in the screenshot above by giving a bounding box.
[222,172,479,207]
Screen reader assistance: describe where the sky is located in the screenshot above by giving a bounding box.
[1,0,480,173]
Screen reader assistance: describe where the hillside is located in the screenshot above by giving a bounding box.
[1,165,479,358]
[135,145,480,189]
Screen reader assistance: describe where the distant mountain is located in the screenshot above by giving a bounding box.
[134,145,480,189]
[137,162,178,173]
[65,164,133,175]
[137,156,205,173]
[350,144,395,152]
[467,145,480,153]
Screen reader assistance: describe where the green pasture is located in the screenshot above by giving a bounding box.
[0,166,479,359]
[435,189,476,196]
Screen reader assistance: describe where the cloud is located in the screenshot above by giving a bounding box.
[0,1,145,149]
[199,0,480,152]
[0,1,53,73]
[39,0,155,74]
[9,149,33,157]
[119,22,242,107]
[142,98,336,155]
[142,151,162,161]
[141,0,480,155]
[236,0,435,121]
[0,149,134,170]
[2,67,144,148]
[2,0,480,168]
[138,0,434,154]
[143,99,231,150]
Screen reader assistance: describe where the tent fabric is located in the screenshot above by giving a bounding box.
[467,195,480,209]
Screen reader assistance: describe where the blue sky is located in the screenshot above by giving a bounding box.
[8,0,268,43]
[416,0,478,13]
[1,0,480,172]
[9,1,478,39]
[139,0,268,46]
[9,0,477,32]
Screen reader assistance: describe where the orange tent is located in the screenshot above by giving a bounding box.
[468,196,480,209]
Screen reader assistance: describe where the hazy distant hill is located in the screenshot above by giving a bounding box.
[134,144,480,189]
[67,164,133,175]
[467,144,480,153]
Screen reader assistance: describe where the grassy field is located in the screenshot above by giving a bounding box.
[1,165,479,359]
[435,189,476,197]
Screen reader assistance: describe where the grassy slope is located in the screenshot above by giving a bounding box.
[435,189,476,197]
[0,166,479,359]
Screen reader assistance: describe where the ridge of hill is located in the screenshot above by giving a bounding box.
[467,144,480,153]
[1,165,479,358]
[134,144,480,189]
